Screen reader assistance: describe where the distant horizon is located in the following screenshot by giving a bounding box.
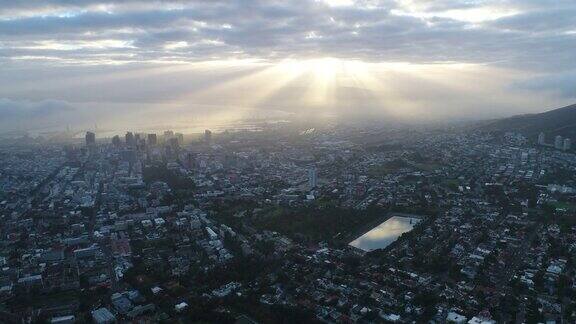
[3,101,576,138]
[1,1,575,131]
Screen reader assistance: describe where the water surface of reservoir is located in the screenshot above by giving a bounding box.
[349,215,421,252]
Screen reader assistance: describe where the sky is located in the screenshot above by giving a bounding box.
[0,0,575,133]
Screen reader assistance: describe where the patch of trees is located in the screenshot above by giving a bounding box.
[191,258,279,290]
[254,206,386,243]
[143,164,194,190]
[366,143,402,152]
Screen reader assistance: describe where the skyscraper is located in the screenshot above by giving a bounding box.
[555,135,563,150]
[111,135,121,147]
[163,130,174,143]
[176,133,184,145]
[563,138,571,151]
[308,167,317,189]
[538,132,545,145]
[168,137,179,149]
[125,132,135,147]
[147,133,158,146]
[85,131,96,146]
[204,129,212,143]
[186,152,197,170]
[120,149,137,163]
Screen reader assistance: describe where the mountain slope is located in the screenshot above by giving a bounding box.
[480,103,576,139]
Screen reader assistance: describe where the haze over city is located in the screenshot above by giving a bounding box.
[1,0,575,132]
[3,1,576,324]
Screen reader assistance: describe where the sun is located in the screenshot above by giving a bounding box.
[168,57,435,120]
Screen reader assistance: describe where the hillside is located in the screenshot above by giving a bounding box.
[479,103,576,139]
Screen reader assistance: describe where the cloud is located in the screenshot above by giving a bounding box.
[514,71,576,99]
[490,7,576,32]
[0,98,74,117]
[0,0,572,68]
[0,0,574,130]
[0,98,77,131]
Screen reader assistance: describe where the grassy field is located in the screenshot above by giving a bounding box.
[368,159,409,176]
[552,201,576,211]
[411,162,443,172]
[369,160,442,177]
[253,206,386,244]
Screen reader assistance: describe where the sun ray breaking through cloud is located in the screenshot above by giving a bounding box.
[0,0,575,131]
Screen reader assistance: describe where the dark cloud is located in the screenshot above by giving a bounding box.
[0,0,572,70]
[490,7,576,32]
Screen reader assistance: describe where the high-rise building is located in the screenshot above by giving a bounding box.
[563,138,571,151]
[111,135,121,147]
[147,133,158,146]
[555,135,563,150]
[136,135,146,150]
[204,129,212,143]
[308,167,317,189]
[163,130,174,143]
[168,137,179,149]
[538,132,545,145]
[186,152,197,170]
[64,144,79,161]
[176,133,184,145]
[125,132,135,147]
[85,131,96,146]
[121,149,137,163]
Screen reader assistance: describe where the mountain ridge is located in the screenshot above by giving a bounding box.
[479,103,576,139]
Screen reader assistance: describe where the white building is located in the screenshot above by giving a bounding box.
[555,135,563,149]
[308,167,317,189]
[468,317,496,324]
[563,138,571,151]
[447,311,467,324]
[91,308,116,324]
[206,226,218,240]
[175,302,188,312]
[538,132,545,145]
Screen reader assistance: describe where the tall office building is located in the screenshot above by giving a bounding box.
[186,152,197,170]
[111,135,121,147]
[563,138,571,151]
[120,149,137,163]
[147,133,158,146]
[555,135,563,150]
[136,134,146,150]
[176,133,184,145]
[125,132,135,147]
[204,129,212,143]
[308,167,318,189]
[168,137,179,149]
[85,131,96,146]
[538,132,545,145]
[163,130,174,143]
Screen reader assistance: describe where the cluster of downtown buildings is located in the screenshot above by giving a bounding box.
[1,124,576,323]
[538,132,571,151]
